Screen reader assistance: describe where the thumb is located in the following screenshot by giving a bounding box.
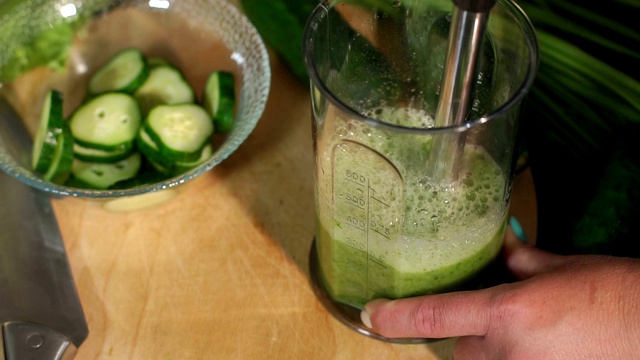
[505,237,569,280]
[502,217,569,279]
[362,290,494,339]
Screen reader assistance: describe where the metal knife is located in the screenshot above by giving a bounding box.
[0,110,89,359]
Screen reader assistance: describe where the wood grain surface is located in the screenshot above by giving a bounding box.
[51,33,537,360]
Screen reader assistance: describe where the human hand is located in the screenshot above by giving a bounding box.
[361,219,640,359]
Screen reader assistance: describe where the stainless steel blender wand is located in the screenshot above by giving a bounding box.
[428,0,497,183]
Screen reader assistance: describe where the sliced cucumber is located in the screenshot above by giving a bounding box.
[71,152,142,189]
[136,127,168,168]
[137,127,159,152]
[32,49,232,190]
[69,92,141,151]
[32,89,64,173]
[88,48,149,95]
[73,142,131,163]
[146,156,172,174]
[174,143,213,172]
[147,56,170,68]
[203,71,236,133]
[134,65,195,115]
[42,124,74,184]
[144,104,214,161]
[137,127,212,174]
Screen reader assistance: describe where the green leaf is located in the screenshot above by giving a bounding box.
[571,124,640,256]
[0,22,74,83]
[240,0,314,82]
[520,2,640,60]
[308,3,403,112]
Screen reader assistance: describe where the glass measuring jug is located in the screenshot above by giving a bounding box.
[303,0,539,341]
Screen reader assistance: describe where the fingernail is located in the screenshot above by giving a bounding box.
[509,216,527,242]
[360,310,372,328]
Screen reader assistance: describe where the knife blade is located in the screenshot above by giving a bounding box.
[0,100,88,359]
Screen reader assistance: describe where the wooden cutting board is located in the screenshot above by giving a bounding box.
[52,40,537,360]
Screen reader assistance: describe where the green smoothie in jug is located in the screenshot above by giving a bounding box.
[315,107,507,309]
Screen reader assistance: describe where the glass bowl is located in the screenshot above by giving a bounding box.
[0,0,270,207]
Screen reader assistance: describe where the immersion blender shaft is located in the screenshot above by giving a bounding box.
[428,0,496,183]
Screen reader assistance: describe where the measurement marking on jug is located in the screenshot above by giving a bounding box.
[369,251,387,269]
[345,215,366,232]
[345,170,367,185]
[341,191,366,211]
[370,188,390,208]
[332,144,402,301]
[364,176,370,294]
[345,237,366,252]
[370,218,391,239]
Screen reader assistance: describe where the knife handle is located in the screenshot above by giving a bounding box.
[2,322,77,360]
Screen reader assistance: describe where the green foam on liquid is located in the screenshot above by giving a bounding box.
[315,106,508,309]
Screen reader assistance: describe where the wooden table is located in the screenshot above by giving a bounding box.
[52,49,537,360]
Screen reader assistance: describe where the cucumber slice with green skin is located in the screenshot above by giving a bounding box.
[70,151,142,189]
[134,65,195,116]
[32,89,64,173]
[174,143,213,172]
[144,104,214,161]
[69,92,141,151]
[137,127,199,174]
[147,57,170,69]
[138,129,213,175]
[88,48,149,95]
[137,127,160,152]
[203,71,235,134]
[42,124,74,184]
[146,157,172,174]
[154,143,214,175]
[136,127,170,168]
[73,142,132,163]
